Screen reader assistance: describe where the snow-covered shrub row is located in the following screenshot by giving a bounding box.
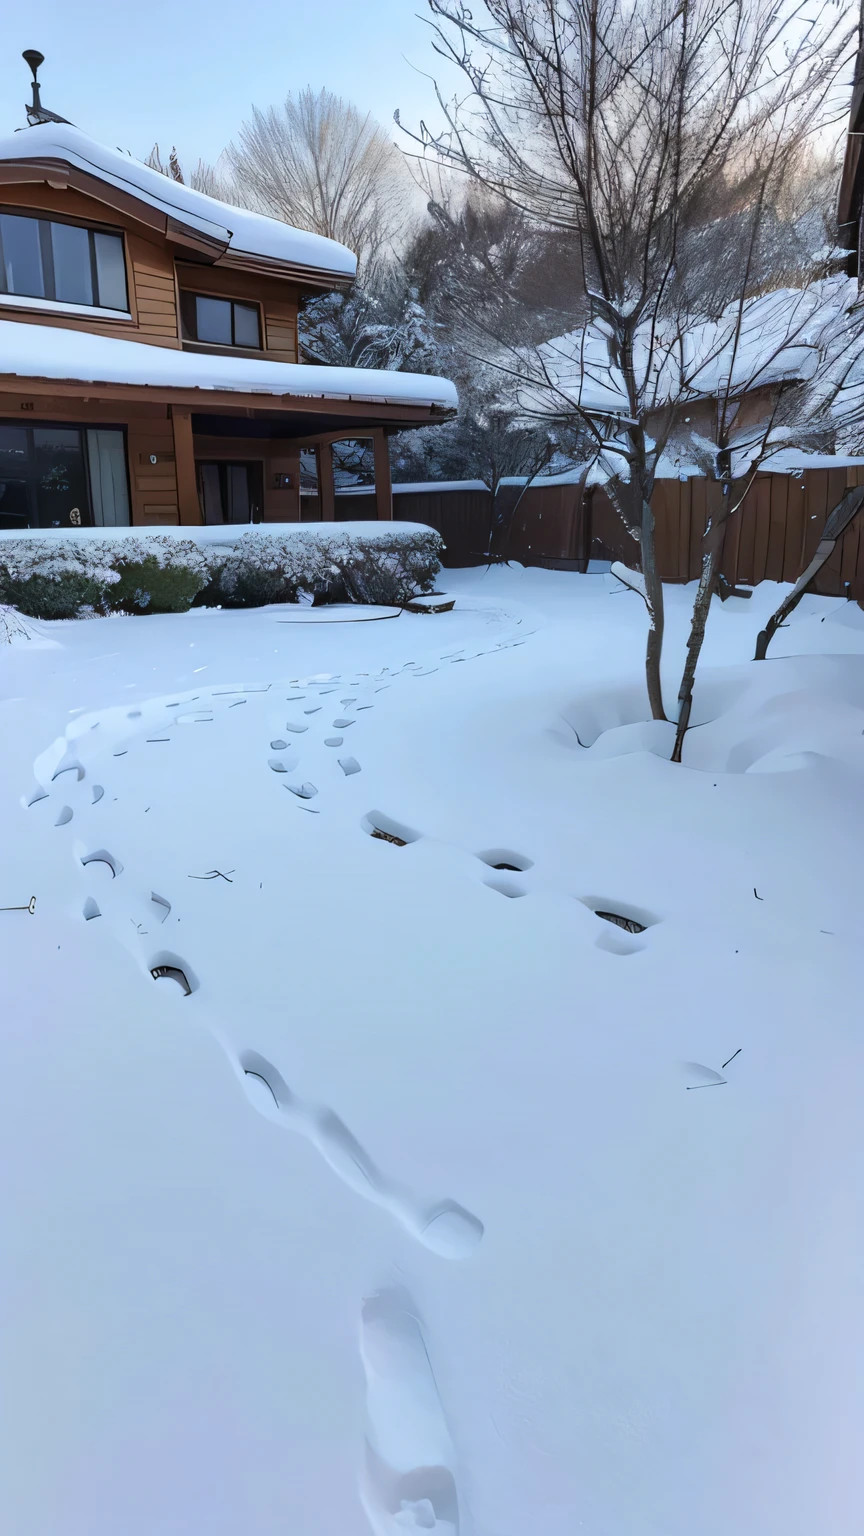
[0,525,443,617]
[214,526,443,608]
[0,535,210,618]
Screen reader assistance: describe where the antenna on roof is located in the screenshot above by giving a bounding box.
[22,50,72,127]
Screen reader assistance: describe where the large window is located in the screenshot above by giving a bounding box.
[0,423,130,529]
[0,212,128,312]
[180,292,261,349]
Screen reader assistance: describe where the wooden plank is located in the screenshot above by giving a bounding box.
[801,471,826,566]
[752,477,771,583]
[132,470,176,488]
[735,478,757,583]
[135,291,176,309]
[840,507,861,587]
[134,277,176,295]
[688,479,705,580]
[170,407,202,525]
[781,473,807,582]
[765,475,788,580]
[373,430,393,520]
[652,482,673,579]
[139,506,180,526]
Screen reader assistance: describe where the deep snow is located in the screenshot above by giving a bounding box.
[0,568,861,1536]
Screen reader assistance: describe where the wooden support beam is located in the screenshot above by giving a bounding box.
[317,441,335,521]
[373,429,393,520]
[170,406,202,524]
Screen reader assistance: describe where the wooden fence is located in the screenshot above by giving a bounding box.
[299,471,864,597]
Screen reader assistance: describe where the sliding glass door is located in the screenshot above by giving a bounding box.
[0,423,130,528]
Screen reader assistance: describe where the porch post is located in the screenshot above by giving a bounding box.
[317,441,335,521]
[171,407,202,524]
[373,429,393,520]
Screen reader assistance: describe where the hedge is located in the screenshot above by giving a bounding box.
[0,524,443,619]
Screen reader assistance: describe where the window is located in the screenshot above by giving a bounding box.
[180,292,261,349]
[0,212,128,312]
[0,422,129,529]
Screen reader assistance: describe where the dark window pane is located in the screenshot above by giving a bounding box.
[233,302,259,348]
[32,428,90,527]
[0,425,29,472]
[0,213,45,298]
[51,222,93,305]
[224,464,251,522]
[195,296,232,345]
[198,463,224,524]
[93,232,128,310]
[0,479,32,528]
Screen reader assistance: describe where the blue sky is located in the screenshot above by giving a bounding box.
[2,0,451,169]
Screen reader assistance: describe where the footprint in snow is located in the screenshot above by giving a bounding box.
[240,1050,482,1261]
[338,757,361,776]
[332,718,354,729]
[359,1286,461,1535]
[286,781,318,799]
[325,736,343,747]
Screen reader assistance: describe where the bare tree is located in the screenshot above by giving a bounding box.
[145,144,236,201]
[227,88,409,275]
[400,0,856,722]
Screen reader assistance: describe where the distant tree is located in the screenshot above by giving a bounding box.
[226,88,409,276]
[300,278,440,373]
[145,144,235,200]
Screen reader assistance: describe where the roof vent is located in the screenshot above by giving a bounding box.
[23,50,72,127]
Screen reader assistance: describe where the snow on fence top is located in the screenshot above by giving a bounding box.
[0,122,356,278]
[340,481,490,495]
[0,318,459,412]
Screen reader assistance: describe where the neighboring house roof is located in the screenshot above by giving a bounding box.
[0,122,357,283]
[525,277,857,418]
[0,317,458,411]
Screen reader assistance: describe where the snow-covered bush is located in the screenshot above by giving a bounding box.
[0,526,442,618]
[215,525,443,608]
[337,531,442,604]
[107,540,211,614]
[0,539,120,619]
[0,535,211,618]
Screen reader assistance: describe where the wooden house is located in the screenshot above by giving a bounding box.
[0,56,456,531]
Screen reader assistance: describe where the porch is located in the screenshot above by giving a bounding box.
[0,317,457,531]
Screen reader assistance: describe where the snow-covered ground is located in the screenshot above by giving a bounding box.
[1,567,861,1536]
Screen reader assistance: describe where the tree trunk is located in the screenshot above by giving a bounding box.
[754,486,864,660]
[640,498,667,721]
[670,520,726,763]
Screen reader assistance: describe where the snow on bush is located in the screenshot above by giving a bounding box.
[0,537,122,619]
[0,525,443,618]
[212,525,443,608]
[0,535,211,618]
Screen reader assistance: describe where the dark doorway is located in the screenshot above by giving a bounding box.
[197,460,264,524]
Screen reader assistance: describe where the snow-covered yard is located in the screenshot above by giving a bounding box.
[1,567,861,1536]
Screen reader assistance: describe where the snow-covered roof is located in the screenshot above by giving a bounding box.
[0,122,356,279]
[528,277,859,417]
[0,318,458,412]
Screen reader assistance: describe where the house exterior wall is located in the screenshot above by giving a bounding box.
[0,182,301,359]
